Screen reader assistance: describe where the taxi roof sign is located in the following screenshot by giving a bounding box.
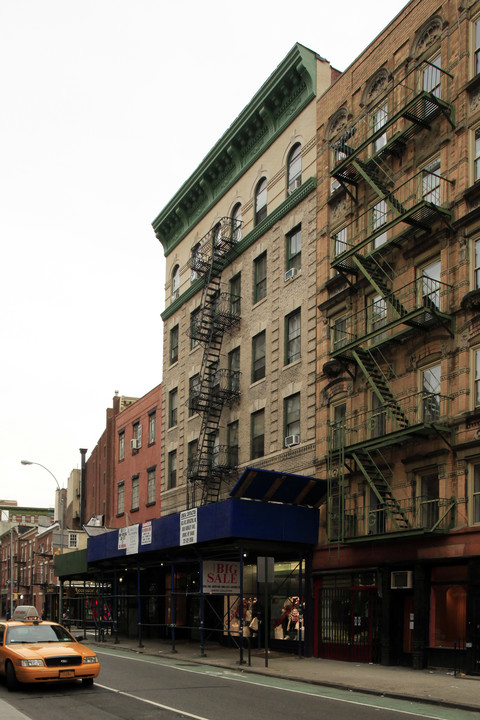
[12,606,42,622]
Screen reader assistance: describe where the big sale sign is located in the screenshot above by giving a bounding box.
[202,561,240,593]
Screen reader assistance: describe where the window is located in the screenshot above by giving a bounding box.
[190,243,201,281]
[190,308,201,349]
[231,203,242,242]
[251,409,265,459]
[131,475,139,510]
[332,315,348,351]
[331,401,346,450]
[475,129,480,182]
[369,294,388,339]
[423,55,441,98]
[421,364,441,422]
[170,325,179,365]
[119,431,125,462]
[169,388,178,428]
[286,226,301,271]
[227,421,239,466]
[189,374,200,417]
[228,347,240,392]
[254,252,267,302]
[117,482,124,514]
[255,177,267,224]
[68,533,78,549]
[369,488,385,534]
[168,450,177,489]
[230,273,241,316]
[420,472,439,527]
[252,331,266,382]
[147,468,156,504]
[171,264,180,300]
[372,103,387,153]
[211,431,220,467]
[286,309,301,364]
[475,349,480,407]
[371,393,386,438]
[422,158,441,204]
[287,143,302,194]
[133,422,142,450]
[372,200,388,248]
[284,393,300,440]
[430,577,467,648]
[421,258,441,310]
[471,463,480,524]
[148,412,156,444]
[476,20,480,76]
[334,227,347,257]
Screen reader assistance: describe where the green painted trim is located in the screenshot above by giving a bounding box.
[161,177,316,321]
[153,44,323,256]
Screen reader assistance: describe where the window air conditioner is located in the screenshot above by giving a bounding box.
[285,434,300,447]
[391,570,413,589]
[331,178,341,193]
[130,439,138,450]
[285,267,298,281]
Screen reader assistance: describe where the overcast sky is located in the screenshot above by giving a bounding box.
[1,0,409,509]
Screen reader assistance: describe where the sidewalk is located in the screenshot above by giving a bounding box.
[90,633,480,714]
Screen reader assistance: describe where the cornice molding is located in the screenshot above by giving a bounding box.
[153,44,323,256]
[161,176,316,321]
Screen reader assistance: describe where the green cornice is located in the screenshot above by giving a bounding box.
[153,44,322,256]
[161,176,316,321]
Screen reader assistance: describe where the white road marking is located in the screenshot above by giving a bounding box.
[95,683,211,720]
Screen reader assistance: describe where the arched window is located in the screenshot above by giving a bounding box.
[190,243,201,281]
[171,264,180,300]
[255,178,267,225]
[287,144,302,194]
[231,203,242,242]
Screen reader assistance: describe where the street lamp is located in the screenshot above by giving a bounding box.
[21,460,65,622]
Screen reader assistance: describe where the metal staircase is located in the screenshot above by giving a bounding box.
[186,217,242,507]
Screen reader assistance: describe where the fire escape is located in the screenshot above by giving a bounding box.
[186,217,242,507]
[326,60,456,542]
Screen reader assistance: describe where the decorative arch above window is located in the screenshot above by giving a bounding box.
[411,14,445,59]
[287,143,302,194]
[325,107,349,142]
[255,177,267,225]
[361,67,391,107]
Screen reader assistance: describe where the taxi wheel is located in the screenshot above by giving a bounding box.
[82,678,94,687]
[6,662,19,692]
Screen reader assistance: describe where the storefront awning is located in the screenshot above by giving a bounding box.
[230,467,327,507]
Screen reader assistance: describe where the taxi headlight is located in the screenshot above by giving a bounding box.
[83,655,98,664]
[18,659,45,667]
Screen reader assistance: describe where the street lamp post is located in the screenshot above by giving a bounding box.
[21,460,65,622]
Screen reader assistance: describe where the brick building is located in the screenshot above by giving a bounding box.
[314,0,480,673]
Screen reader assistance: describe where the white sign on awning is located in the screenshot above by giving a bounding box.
[118,525,139,554]
[180,508,197,546]
[141,521,152,545]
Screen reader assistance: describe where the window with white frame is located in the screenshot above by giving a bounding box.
[372,200,388,248]
[475,19,480,75]
[422,158,441,204]
[284,393,300,441]
[231,203,242,242]
[168,450,177,489]
[473,347,480,407]
[331,400,346,450]
[475,129,480,183]
[287,143,302,194]
[171,264,180,300]
[147,468,156,504]
[334,227,347,257]
[169,388,178,428]
[421,363,441,422]
[470,463,480,524]
[421,258,441,310]
[148,412,156,444]
[119,431,125,462]
[68,533,78,549]
[285,309,301,364]
[423,55,441,98]
[372,103,388,153]
[332,315,348,351]
[117,482,125,515]
[131,475,139,510]
[286,226,301,271]
[255,178,267,225]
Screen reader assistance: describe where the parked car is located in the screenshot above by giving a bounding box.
[0,606,100,691]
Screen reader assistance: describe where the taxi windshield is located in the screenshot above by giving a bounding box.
[7,624,75,645]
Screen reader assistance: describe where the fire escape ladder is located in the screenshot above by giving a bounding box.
[352,255,408,320]
[186,217,242,507]
[351,449,410,530]
[352,348,409,429]
[352,158,406,218]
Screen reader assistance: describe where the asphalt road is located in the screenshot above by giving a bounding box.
[0,647,477,720]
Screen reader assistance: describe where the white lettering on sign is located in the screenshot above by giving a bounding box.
[180,508,197,546]
[118,527,127,550]
[126,524,139,555]
[203,561,240,594]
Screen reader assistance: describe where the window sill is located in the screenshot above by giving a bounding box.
[283,359,301,371]
[116,512,124,519]
[129,507,139,514]
[146,501,156,507]
[250,377,266,388]
[252,296,268,310]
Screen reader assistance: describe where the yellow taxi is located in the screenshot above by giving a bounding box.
[0,607,100,691]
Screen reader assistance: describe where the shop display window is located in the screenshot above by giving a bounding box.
[429,566,467,648]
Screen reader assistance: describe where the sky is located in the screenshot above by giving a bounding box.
[0,0,409,508]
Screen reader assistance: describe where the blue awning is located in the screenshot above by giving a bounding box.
[230,467,327,507]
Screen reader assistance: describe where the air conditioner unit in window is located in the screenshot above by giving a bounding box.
[285,267,298,281]
[391,570,413,589]
[285,434,300,447]
[331,178,341,193]
[130,439,138,450]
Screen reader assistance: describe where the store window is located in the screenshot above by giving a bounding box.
[429,566,467,648]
